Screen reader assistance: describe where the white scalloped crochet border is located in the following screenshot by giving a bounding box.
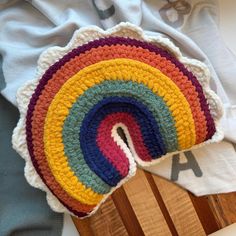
[12,22,224,218]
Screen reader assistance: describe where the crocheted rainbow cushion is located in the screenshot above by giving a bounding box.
[12,23,223,218]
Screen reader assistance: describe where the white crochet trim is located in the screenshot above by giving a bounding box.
[12,22,224,217]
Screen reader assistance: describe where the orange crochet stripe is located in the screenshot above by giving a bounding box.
[31,44,206,211]
[54,44,207,143]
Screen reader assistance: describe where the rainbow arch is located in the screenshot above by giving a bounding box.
[24,36,217,217]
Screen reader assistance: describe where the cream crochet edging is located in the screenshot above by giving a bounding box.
[12,22,224,217]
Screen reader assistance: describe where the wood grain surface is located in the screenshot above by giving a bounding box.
[73,169,236,236]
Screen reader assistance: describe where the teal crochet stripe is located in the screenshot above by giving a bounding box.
[62,80,178,193]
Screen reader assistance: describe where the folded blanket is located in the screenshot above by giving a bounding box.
[0,95,63,236]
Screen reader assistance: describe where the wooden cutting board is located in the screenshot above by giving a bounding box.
[72,169,236,236]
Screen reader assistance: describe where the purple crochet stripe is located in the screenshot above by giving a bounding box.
[29,36,215,140]
[23,149,88,217]
[26,36,215,216]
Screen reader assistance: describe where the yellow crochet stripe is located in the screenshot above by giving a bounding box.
[44,58,196,205]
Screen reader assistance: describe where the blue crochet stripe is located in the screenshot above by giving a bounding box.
[63,80,178,193]
[80,96,166,186]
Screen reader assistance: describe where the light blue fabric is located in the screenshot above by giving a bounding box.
[0,55,5,91]
[0,0,228,105]
[1,0,235,142]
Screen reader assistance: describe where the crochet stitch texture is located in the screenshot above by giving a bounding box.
[12,23,223,218]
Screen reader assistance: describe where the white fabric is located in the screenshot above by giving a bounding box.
[0,0,236,199]
[143,141,236,196]
[61,214,78,236]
